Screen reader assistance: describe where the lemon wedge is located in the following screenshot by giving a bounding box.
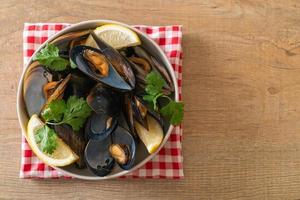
[26,114,79,167]
[85,24,141,49]
[134,114,164,154]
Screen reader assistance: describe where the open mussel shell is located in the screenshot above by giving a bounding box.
[64,72,96,98]
[90,31,135,89]
[87,83,121,116]
[110,126,136,170]
[50,30,90,55]
[124,94,163,135]
[23,61,50,116]
[85,112,118,141]
[43,73,71,109]
[54,125,87,168]
[84,136,115,177]
[70,45,133,91]
[132,46,174,92]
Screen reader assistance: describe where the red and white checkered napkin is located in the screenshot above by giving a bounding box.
[20,23,183,179]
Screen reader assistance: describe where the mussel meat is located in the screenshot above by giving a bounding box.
[43,73,71,109]
[110,126,136,170]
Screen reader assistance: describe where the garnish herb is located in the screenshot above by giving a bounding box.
[42,96,92,131]
[35,125,58,154]
[33,43,70,71]
[143,71,184,125]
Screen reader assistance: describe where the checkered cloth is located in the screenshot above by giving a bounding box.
[20,23,183,179]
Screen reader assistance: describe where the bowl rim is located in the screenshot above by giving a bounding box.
[17,19,179,180]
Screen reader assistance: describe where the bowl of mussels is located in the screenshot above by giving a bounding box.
[17,20,184,180]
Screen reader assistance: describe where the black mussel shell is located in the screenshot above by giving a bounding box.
[50,30,90,54]
[85,112,118,141]
[70,45,133,91]
[123,94,136,137]
[132,46,174,92]
[54,125,87,168]
[87,83,121,116]
[23,61,49,116]
[90,31,135,88]
[131,95,148,129]
[110,126,136,170]
[124,94,158,132]
[84,137,115,177]
[64,72,96,98]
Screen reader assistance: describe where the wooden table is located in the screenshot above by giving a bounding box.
[2,0,300,199]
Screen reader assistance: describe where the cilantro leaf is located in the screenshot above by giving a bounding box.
[62,96,92,131]
[160,101,184,125]
[143,71,184,125]
[41,99,66,122]
[145,71,165,96]
[70,59,77,69]
[43,96,92,131]
[33,43,69,71]
[35,125,57,154]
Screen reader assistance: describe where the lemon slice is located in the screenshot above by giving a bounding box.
[85,24,141,49]
[134,114,163,154]
[26,114,79,167]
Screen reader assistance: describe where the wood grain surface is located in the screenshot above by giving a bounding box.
[1,0,300,199]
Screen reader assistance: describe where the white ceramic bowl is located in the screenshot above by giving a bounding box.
[17,20,178,180]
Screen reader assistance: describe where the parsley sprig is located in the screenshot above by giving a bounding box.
[33,43,72,71]
[35,125,58,154]
[41,96,92,131]
[143,71,184,125]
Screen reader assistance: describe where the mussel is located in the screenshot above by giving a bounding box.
[124,94,163,134]
[50,30,90,57]
[54,125,87,168]
[84,136,115,176]
[85,83,120,140]
[124,94,148,137]
[84,126,136,176]
[131,46,174,93]
[90,31,135,89]
[23,61,51,116]
[86,83,121,115]
[70,45,134,91]
[85,112,118,141]
[109,126,136,170]
[43,73,71,109]
[64,72,96,98]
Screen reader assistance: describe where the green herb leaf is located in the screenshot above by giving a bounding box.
[33,43,69,71]
[70,59,77,69]
[43,96,92,131]
[160,101,184,125]
[41,99,66,122]
[34,125,57,154]
[143,71,184,125]
[62,96,92,131]
[145,71,165,96]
